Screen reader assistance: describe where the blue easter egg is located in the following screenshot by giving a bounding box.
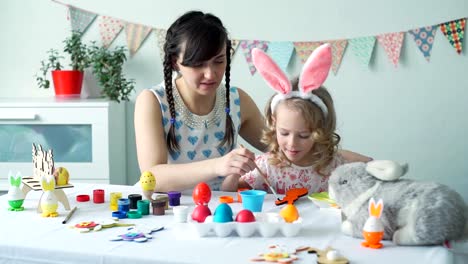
[213,203,233,223]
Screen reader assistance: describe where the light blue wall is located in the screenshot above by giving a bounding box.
[1,0,468,201]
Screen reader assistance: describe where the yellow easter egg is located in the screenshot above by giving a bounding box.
[279,204,299,223]
[140,171,156,191]
[53,167,69,186]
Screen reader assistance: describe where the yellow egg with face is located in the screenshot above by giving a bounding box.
[140,171,156,191]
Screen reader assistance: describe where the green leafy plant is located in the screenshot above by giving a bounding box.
[88,45,135,103]
[36,32,88,89]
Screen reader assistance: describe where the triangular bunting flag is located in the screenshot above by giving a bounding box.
[240,40,268,75]
[440,18,465,54]
[293,42,322,63]
[68,6,97,35]
[125,23,152,57]
[267,41,294,71]
[99,16,124,48]
[230,39,240,60]
[408,25,437,61]
[327,40,348,75]
[154,28,167,60]
[376,32,404,67]
[349,36,376,67]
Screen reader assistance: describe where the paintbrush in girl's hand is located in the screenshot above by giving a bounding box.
[240,144,281,201]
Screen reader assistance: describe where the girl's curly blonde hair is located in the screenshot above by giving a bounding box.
[262,77,340,176]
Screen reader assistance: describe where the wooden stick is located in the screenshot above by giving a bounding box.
[240,144,281,200]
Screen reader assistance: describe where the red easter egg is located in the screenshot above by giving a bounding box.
[191,205,212,223]
[235,209,256,223]
[193,182,211,205]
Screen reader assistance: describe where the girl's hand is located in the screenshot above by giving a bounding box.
[214,147,256,177]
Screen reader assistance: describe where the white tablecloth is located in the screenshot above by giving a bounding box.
[0,183,462,264]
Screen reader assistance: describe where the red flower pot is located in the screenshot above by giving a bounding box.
[52,70,83,97]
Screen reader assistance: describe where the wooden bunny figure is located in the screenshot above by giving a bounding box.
[361,198,384,249]
[40,175,59,217]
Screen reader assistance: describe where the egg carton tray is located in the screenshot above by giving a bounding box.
[187,213,303,237]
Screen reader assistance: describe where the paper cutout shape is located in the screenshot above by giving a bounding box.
[349,36,376,67]
[376,32,405,67]
[239,40,268,75]
[267,41,295,71]
[327,39,348,75]
[409,25,437,61]
[440,18,465,54]
[68,6,97,35]
[125,23,152,56]
[230,39,240,60]
[293,42,322,64]
[99,16,124,48]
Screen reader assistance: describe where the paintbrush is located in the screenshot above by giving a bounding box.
[240,144,281,201]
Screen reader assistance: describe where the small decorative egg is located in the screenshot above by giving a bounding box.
[279,204,299,223]
[191,205,212,223]
[140,171,156,191]
[235,209,256,223]
[53,167,69,186]
[193,182,211,205]
[213,203,233,223]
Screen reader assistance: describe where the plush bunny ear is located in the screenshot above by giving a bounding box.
[251,48,292,94]
[298,43,332,93]
[369,198,384,218]
[366,160,408,181]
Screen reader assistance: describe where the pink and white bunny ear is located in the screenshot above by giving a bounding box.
[251,48,292,94]
[298,43,332,93]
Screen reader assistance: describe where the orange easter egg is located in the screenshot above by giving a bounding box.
[279,204,299,223]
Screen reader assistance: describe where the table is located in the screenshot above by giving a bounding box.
[0,183,463,264]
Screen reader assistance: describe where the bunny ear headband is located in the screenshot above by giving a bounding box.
[251,43,332,117]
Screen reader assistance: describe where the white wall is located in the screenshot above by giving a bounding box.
[1,0,468,201]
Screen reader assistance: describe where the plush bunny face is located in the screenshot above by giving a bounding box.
[328,162,376,207]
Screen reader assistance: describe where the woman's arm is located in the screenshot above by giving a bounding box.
[134,90,257,192]
[237,88,268,152]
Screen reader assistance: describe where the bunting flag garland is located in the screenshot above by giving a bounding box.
[293,42,323,64]
[408,26,437,61]
[348,36,376,67]
[68,6,97,34]
[327,40,348,75]
[52,0,468,77]
[239,40,268,75]
[377,32,405,67]
[154,28,167,60]
[99,16,124,48]
[230,39,240,60]
[440,18,466,54]
[125,23,152,56]
[267,41,295,71]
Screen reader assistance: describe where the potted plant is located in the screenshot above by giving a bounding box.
[36,32,135,102]
[87,44,135,103]
[36,31,89,97]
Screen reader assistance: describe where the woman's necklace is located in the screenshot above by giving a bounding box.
[172,84,225,129]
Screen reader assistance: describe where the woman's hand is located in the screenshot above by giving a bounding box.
[214,147,256,177]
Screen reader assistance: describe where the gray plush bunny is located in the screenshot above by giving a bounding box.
[328,160,468,246]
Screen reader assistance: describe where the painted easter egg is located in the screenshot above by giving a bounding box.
[235,209,256,223]
[191,205,212,223]
[140,171,156,191]
[193,182,211,205]
[213,203,233,223]
[279,204,299,223]
[53,167,69,186]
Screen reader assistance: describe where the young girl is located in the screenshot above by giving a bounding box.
[239,44,372,194]
[134,11,266,192]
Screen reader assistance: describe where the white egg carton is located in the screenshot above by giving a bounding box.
[188,212,303,237]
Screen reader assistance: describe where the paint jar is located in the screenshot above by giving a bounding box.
[93,189,105,203]
[151,200,166,215]
[167,191,181,206]
[128,194,142,209]
[137,200,150,215]
[118,198,130,212]
[109,192,122,211]
[173,205,189,223]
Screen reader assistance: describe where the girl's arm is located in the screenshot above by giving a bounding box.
[237,88,268,152]
[339,149,373,163]
[134,90,257,192]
